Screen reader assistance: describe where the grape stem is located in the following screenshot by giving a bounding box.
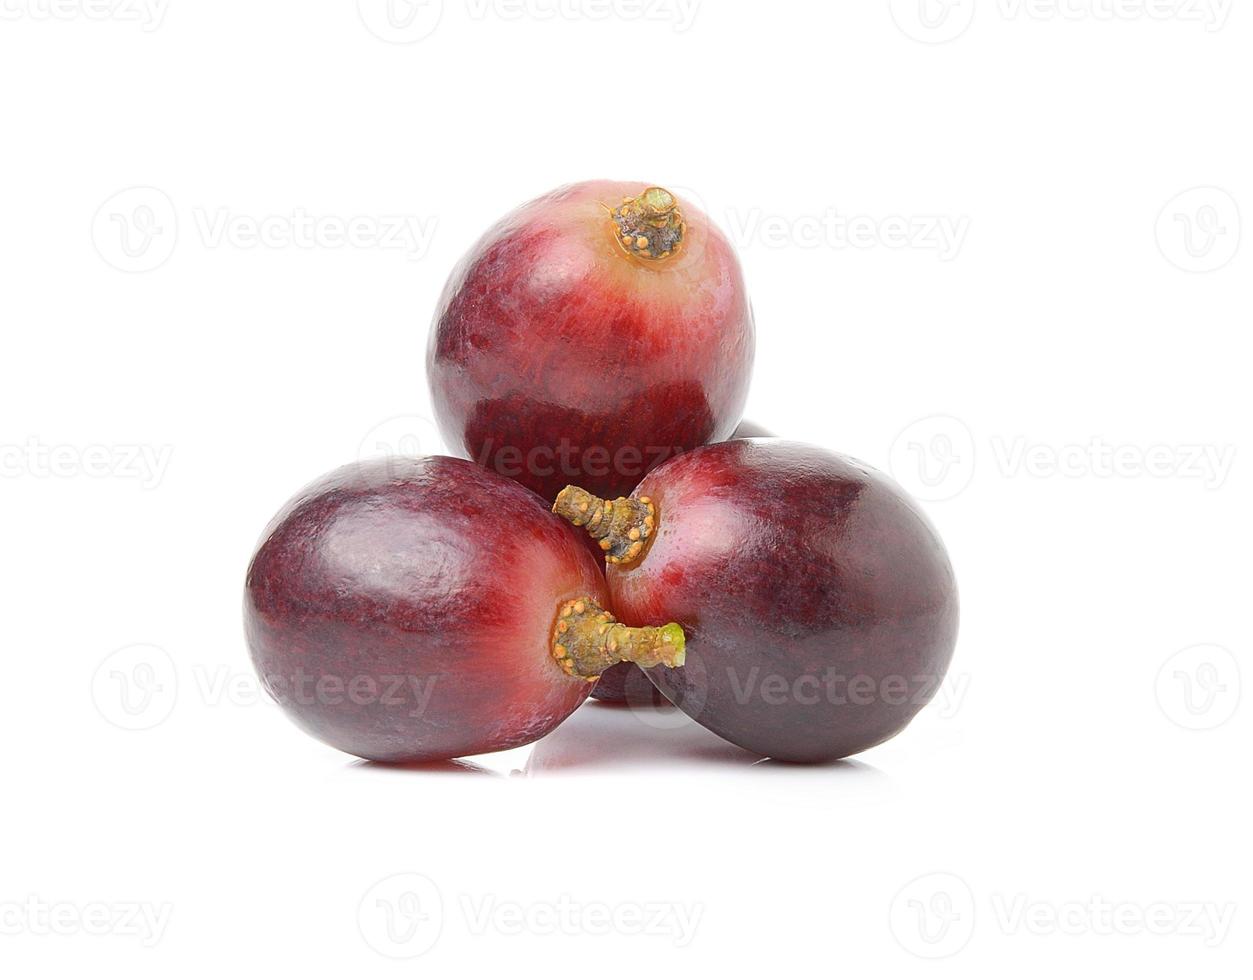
[551,597,685,681]
[553,486,656,565]
[605,186,686,261]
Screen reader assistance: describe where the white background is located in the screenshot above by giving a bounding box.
[1,1,1248,975]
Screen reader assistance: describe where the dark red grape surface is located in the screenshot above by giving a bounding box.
[427,180,754,502]
[606,440,959,763]
[244,456,603,762]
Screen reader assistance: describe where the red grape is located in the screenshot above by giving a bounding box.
[427,181,755,502]
[554,441,959,763]
[244,457,684,763]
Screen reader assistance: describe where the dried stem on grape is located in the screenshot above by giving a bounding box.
[551,596,685,681]
[605,186,686,260]
[553,486,656,565]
